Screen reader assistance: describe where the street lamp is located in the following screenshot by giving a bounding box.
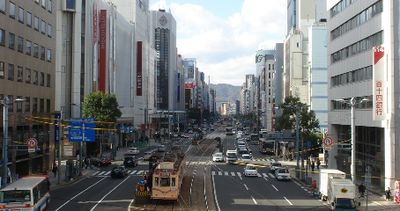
[337,97,369,183]
[1,96,25,187]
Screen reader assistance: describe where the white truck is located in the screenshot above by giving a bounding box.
[226,150,238,163]
[327,178,358,210]
[319,169,346,201]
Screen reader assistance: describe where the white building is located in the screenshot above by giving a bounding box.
[327,0,394,190]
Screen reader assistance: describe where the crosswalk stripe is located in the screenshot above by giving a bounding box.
[127,170,132,174]
[212,171,216,176]
[130,170,138,175]
[231,172,235,176]
[224,171,229,176]
[97,171,106,176]
[218,171,222,176]
[237,172,241,177]
[257,173,262,177]
[268,173,275,178]
[104,171,111,176]
[92,171,100,176]
[137,170,144,175]
[262,173,268,178]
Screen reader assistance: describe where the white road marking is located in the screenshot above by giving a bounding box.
[79,199,133,204]
[284,197,293,205]
[263,177,269,182]
[272,184,279,192]
[54,177,107,211]
[243,183,249,191]
[130,170,137,175]
[262,173,268,178]
[127,198,135,211]
[97,171,106,176]
[251,196,258,205]
[104,171,111,176]
[268,173,275,178]
[257,173,262,177]
[218,171,222,176]
[137,170,143,175]
[212,171,216,175]
[90,174,132,211]
[92,171,100,176]
[211,175,221,211]
[231,172,235,176]
[224,171,229,176]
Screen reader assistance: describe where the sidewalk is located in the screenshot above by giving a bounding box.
[278,159,400,211]
[47,161,97,190]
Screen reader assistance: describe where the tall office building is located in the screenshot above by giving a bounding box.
[327,0,395,190]
[0,0,55,178]
[151,9,177,111]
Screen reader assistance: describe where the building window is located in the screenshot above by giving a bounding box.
[33,98,38,113]
[47,24,52,38]
[40,46,45,60]
[25,68,31,83]
[17,66,23,82]
[0,28,5,46]
[46,74,50,87]
[41,0,46,8]
[9,2,15,19]
[7,64,14,81]
[33,70,38,85]
[40,19,46,34]
[40,98,44,112]
[0,61,4,79]
[26,11,32,27]
[35,0,39,4]
[16,96,23,112]
[33,43,39,58]
[25,40,32,55]
[40,72,44,86]
[18,7,24,23]
[0,0,5,13]
[8,32,15,49]
[46,49,51,62]
[34,16,39,31]
[25,97,30,112]
[7,95,13,112]
[46,99,50,113]
[17,36,23,53]
[47,0,52,13]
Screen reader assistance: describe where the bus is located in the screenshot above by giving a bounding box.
[0,176,50,210]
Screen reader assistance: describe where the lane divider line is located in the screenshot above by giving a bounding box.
[251,196,258,205]
[244,183,249,191]
[272,184,279,192]
[284,196,293,205]
[212,174,221,211]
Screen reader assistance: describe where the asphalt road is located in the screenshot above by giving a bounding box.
[211,133,329,211]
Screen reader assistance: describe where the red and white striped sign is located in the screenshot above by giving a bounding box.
[373,45,385,121]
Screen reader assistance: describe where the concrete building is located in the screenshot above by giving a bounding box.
[309,21,328,131]
[183,58,197,110]
[327,0,393,190]
[274,43,284,106]
[0,0,56,178]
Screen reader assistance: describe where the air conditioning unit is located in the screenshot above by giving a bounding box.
[62,0,76,12]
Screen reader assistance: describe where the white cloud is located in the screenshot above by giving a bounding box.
[151,0,286,86]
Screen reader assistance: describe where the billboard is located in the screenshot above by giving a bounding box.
[136,41,142,96]
[372,45,385,121]
[99,10,107,92]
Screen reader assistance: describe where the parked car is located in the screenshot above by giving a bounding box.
[243,164,258,177]
[123,156,138,168]
[275,167,291,181]
[212,152,224,162]
[111,166,128,178]
[127,147,140,155]
[91,157,112,167]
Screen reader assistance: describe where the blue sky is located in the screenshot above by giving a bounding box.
[150,0,286,86]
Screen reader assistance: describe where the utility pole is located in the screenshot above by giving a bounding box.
[295,107,300,179]
[57,108,63,184]
[2,96,9,188]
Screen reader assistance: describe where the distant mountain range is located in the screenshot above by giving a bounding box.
[210,84,241,107]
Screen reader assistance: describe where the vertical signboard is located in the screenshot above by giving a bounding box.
[99,10,107,92]
[373,45,385,120]
[54,112,61,143]
[136,41,143,96]
[93,4,97,44]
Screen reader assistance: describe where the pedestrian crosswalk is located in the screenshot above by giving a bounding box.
[211,170,275,179]
[91,169,148,177]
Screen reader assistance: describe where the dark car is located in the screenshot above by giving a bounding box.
[111,166,128,178]
[123,156,138,168]
[91,157,112,167]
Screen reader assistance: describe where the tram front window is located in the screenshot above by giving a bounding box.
[155,177,159,186]
[160,178,170,187]
[172,178,176,186]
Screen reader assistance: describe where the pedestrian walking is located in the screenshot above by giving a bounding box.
[316,159,321,170]
[358,183,365,197]
[311,161,315,172]
[52,161,58,177]
[385,187,392,201]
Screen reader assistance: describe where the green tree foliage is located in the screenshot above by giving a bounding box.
[82,92,122,122]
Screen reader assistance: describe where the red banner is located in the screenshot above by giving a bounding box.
[185,82,195,89]
[136,41,143,96]
[99,10,107,92]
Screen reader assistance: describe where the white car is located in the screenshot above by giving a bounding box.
[275,167,291,181]
[127,147,140,155]
[243,164,258,177]
[270,162,283,172]
[212,152,224,162]
[241,154,252,162]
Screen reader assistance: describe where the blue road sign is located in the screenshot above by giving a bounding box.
[68,118,96,142]
[54,112,61,143]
